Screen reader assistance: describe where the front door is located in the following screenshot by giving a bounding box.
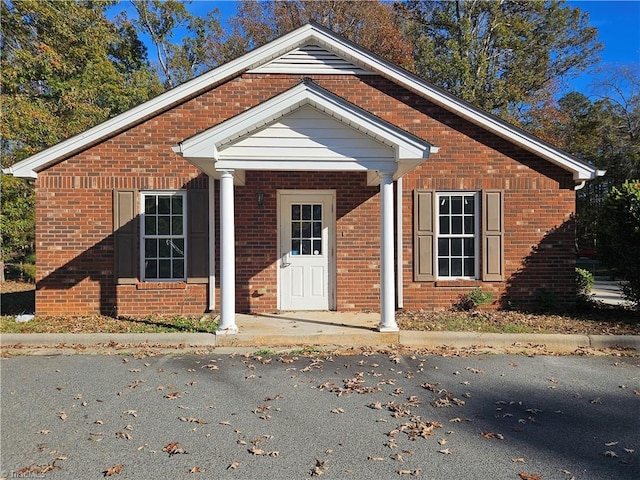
[278,191,335,310]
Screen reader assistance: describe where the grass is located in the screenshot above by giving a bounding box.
[2,280,639,336]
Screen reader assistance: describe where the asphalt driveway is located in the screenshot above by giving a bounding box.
[1,352,638,479]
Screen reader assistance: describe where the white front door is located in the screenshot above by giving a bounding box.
[278,191,335,310]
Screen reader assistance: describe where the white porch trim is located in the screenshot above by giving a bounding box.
[379,172,398,332]
[217,170,238,334]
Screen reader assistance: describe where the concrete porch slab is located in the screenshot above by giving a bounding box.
[214,311,399,347]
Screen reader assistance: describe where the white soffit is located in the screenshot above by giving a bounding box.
[248,44,374,74]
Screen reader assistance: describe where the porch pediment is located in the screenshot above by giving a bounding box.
[173,80,437,185]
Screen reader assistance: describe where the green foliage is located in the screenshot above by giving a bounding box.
[400,0,601,119]
[597,180,640,308]
[0,175,34,263]
[575,267,594,295]
[453,288,494,311]
[1,0,162,167]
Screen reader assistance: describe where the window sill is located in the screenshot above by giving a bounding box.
[435,279,482,288]
[136,282,187,290]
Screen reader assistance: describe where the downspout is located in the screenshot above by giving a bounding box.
[396,176,404,309]
[208,175,216,311]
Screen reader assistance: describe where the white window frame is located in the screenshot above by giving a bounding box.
[140,190,187,282]
[435,191,480,280]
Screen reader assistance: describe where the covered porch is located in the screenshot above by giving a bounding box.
[173,81,437,334]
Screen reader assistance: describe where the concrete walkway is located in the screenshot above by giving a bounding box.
[591,279,629,306]
[2,310,638,354]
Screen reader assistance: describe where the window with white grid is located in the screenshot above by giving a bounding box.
[436,192,479,279]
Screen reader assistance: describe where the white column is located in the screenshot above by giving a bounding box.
[217,170,238,334]
[379,171,398,332]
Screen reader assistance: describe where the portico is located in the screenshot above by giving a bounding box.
[173,80,437,333]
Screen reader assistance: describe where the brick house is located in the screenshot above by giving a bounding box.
[6,24,603,332]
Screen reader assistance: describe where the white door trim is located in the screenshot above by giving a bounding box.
[277,190,336,310]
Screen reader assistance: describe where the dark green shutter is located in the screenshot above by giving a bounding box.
[187,189,209,283]
[113,190,138,284]
[482,190,504,281]
[414,190,435,281]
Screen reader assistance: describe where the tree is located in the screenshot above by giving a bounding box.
[398,0,601,120]
[223,0,414,70]
[597,180,640,308]
[0,0,161,166]
[126,0,224,88]
[523,65,640,250]
[0,0,162,270]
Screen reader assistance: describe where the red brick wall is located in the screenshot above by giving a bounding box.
[34,73,576,316]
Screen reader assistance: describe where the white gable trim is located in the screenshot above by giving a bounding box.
[5,23,603,181]
[172,81,436,184]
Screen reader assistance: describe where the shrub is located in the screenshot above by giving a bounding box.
[597,180,640,309]
[576,267,594,295]
[453,288,494,311]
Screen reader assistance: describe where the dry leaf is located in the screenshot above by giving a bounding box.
[104,464,122,477]
[311,459,328,476]
[624,448,635,453]
[163,442,188,456]
[604,441,618,447]
[603,450,618,458]
[188,466,203,473]
[439,448,452,454]
[228,462,239,470]
[249,447,264,455]
[164,392,181,400]
[518,473,541,480]
[368,456,385,461]
[59,411,67,421]
[481,431,504,440]
[512,457,526,463]
[330,408,345,414]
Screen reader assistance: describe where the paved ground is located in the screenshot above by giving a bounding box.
[1,352,638,480]
[591,280,629,307]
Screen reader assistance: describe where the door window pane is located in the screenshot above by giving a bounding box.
[290,203,322,256]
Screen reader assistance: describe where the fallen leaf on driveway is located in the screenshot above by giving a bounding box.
[518,473,541,480]
[438,448,453,454]
[228,462,239,470]
[512,457,526,463]
[311,459,327,476]
[481,431,504,440]
[164,392,181,400]
[188,466,203,473]
[59,411,67,421]
[179,417,207,424]
[368,456,385,461]
[603,450,618,458]
[103,464,122,476]
[331,408,345,414]
[163,442,188,456]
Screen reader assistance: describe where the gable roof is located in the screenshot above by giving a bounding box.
[5,22,603,182]
[173,79,437,185]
